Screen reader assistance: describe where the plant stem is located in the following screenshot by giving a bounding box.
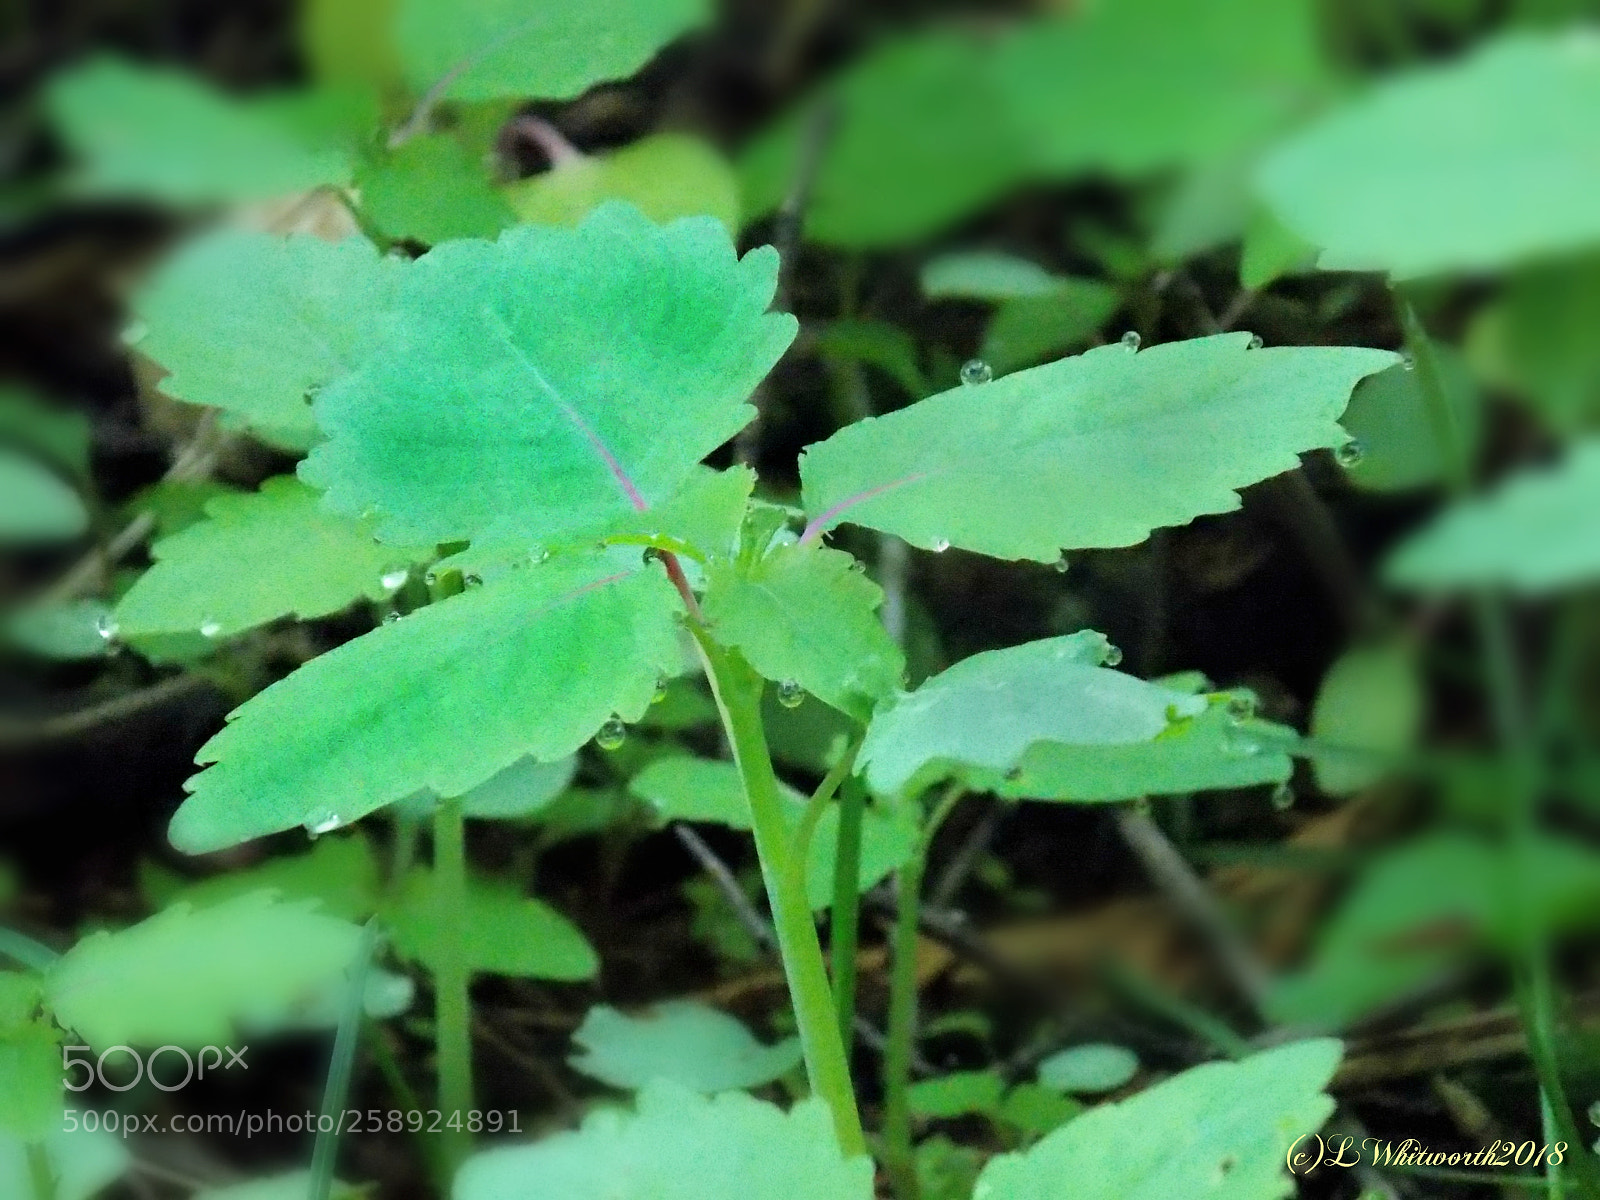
[309,917,381,1200]
[691,629,865,1156]
[432,798,474,1182]
[26,1142,55,1200]
[831,775,867,1052]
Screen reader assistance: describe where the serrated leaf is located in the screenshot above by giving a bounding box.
[46,57,354,203]
[0,1018,60,1140]
[171,558,682,853]
[1385,439,1600,593]
[1338,352,1482,492]
[0,1128,129,1200]
[133,230,402,450]
[454,1080,873,1200]
[1310,645,1425,796]
[0,448,87,544]
[702,544,903,722]
[114,477,423,642]
[859,633,1205,796]
[974,1040,1342,1200]
[359,134,516,245]
[7,600,114,661]
[569,1001,802,1092]
[301,204,795,547]
[386,868,596,980]
[395,0,708,103]
[800,334,1395,563]
[505,134,740,232]
[1257,31,1600,278]
[45,892,362,1049]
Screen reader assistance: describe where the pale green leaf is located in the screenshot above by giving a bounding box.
[386,868,596,980]
[569,1001,802,1092]
[45,892,362,1049]
[920,253,1066,301]
[1385,439,1600,593]
[458,755,578,819]
[454,1080,873,1200]
[301,204,795,547]
[153,834,381,922]
[1037,1044,1139,1094]
[702,544,904,722]
[974,1040,1342,1200]
[0,448,87,544]
[133,230,402,450]
[1338,352,1482,492]
[858,633,1205,796]
[395,0,708,103]
[800,334,1396,562]
[1150,155,1254,264]
[0,1019,60,1140]
[0,974,41,1031]
[505,134,740,233]
[171,557,682,853]
[7,600,114,661]
[114,477,423,641]
[1257,31,1600,278]
[1310,644,1425,796]
[0,1128,129,1200]
[358,134,515,244]
[46,57,354,203]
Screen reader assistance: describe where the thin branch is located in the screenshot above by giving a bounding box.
[0,674,217,748]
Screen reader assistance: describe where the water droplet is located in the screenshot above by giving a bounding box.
[1053,555,1069,574]
[1225,693,1256,723]
[1401,353,1416,372]
[595,717,627,751]
[848,559,866,574]
[95,613,119,643]
[776,679,806,709]
[1102,643,1123,668]
[464,573,483,589]
[1120,331,1141,352]
[304,810,343,838]
[120,320,148,347]
[651,676,669,705]
[199,618,223,639]
[380,564,410,590]
[960,359,993,387]
[1248,335,1264,350]
[383,610,403,625]
[1588,1100,1600,1127]
[931,538,950,553]
[532,548,551,565]
[423,569,439,586]
[1003,766,1024,783]
[1334,438,1365,469]
[1271,781,1295,811]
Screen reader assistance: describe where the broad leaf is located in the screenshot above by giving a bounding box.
[1309,645,1425,797]
[1385,439,1600,593]
[800,334,1395,562]
[974,1040,1342,1200]
[114,476,423,641]
[0,1128,129,1200]
[386,868,597,980]
[358,134,516,245]
[702,544,904,722]
[0,448,86,543]
[1338,352,1482,493]
[454,1080,873,1200]
[505,134,740,232]
[133,230,401,450]
[45,892,362,1048]
[568,1001,802,1092]
[171,558,682,852]
[858,633,1205,795]
[301,204,795,547]
[1257,31,1600,278]
[395,0,708,103]
[46,57,353,203]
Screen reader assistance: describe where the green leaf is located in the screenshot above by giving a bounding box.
[1338,352,1482,492]
[921,253,1067,301]
[114,477,423,642]
[858,633,1204,795]
[46,57,354,203]
[358,134,516,245]
[7,600,114,661]
[800,334,1396,563]
[1037,1043,1139,1095]
[457,755,578,819]
[1257,31,1600,278]
[569,1001,802,1092]
[505,134,740,233]
[974,1040,1341,1200]
[172,557,682,852]
[152,834,381,922]
[0,386,91,482]
[1238,207,1319,291]
[907,1070,1004,1120]
[0,448,87,544]
[454,1080,873,1200]
[0,1128,129,1200]
[395,0,708,103]
[739,29,1030,248]
[702,544,904,722]
[45,892,362,1049]
[1385,439,1600,593]
[123,479,240,537]
[996,1083,1084,1141]
[814,320,929,400]
[386,868,596,980]
[302,204,795,547]
[998,0,1328,179]
[0,1017,60,1140]
[0,974,42,1031]
[1309,644,1425,797]
[132,230,401,451]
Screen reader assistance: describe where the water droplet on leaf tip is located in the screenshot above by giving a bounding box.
[960,359,993,387]
[776,679,806,709]
[383,610,402,625]
[1401,353,1417,372]
[464,573,483,588]
[1120,331,1141,351]
[595,717,627,751]
[1224,693,1256,723]
[651,676,669,704]
[1248,334,1264,350]
[1102,644,1123,668]
[423,570,439,586]
[94,614,119,642]
[1053,555,1068,574]
[199,618,222,639]
[380,564,410,590]
[304,810,342,838]
[848,559,866,574]
[120,321,148,346]
[1334,438,1365,469]
[931,538,950,553]
[1271,782,1295,811]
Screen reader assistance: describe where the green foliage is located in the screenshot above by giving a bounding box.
[45,892,362,1048]
[1257,31,1600,277]
[814,321,929,399]
[46,57,355,203]
[7,600,114,661]
[568,1001,802,1092]
[0,447,86,543]
[974,1040,1341,1200]
[358,135,516,245]
[453,1081,873,1200]
[799,334,1395,562]
[171,558,681,852]
[906,1070,1004,1120]
[149,834,381,921]
[0,1128,129,1200]
[114,476,423,641]
[132,230,402,450]
[301,205,795,547]
[1309,644,1426,797]
[1338,353,1482,492]
[702,544,904,722]
[1238,208,1319,291]
[394,0,708,102]
[0,387,90,482]
[386,868,597,980]
[449,755,578,820]
[504,135,740,233]
[1036,1043,1140,1094]
[0,975,60,1141]
[1385,438,1600,592]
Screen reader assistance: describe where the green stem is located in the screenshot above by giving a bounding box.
[26,1142,55,1200]
[831,775,867,1053]
[692,630,865,1156]
[432,798,474,1182]
[309,918,381,1200]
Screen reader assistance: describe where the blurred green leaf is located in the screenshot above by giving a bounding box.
[906,1070,1004,1120]
[1310,644,1426,796]
[1338,352,1482,492]
[359,134,515,244]
[569,1001,802,1092]
[386,868,596,979]
[7,600,114,661]
[0,1015,60,1141]
[148,835,381,921]
[0,1128,129,1200]
[1238,207,1319,291]
[302,0,402,90]
[815,320,928,399]
[0,448,87,544]
[123,480,241,538]
[505,134,740,233]
[915,1135,984,1200]
[1037,1043,1140,1094]
[195,1172,366,1200]
[996,1082,1085,1142]
[0,388,90,482]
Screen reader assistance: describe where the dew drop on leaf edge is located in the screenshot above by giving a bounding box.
[651,676,668,705]
[1102,643,1123,668]
[1120,331,1141,351]
[380,564,410,590]
[1225,693,1256,723]
[1271,782,1295,811]
[960,358,993,387]
[931,538,950,553]
[304,810,343,838]
[1248,334,1264,350]
[1335,438,1366,469]
[595,717,627,751]
[199,618,222,639]
[94,613,119,643]
[776,679,805,709]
